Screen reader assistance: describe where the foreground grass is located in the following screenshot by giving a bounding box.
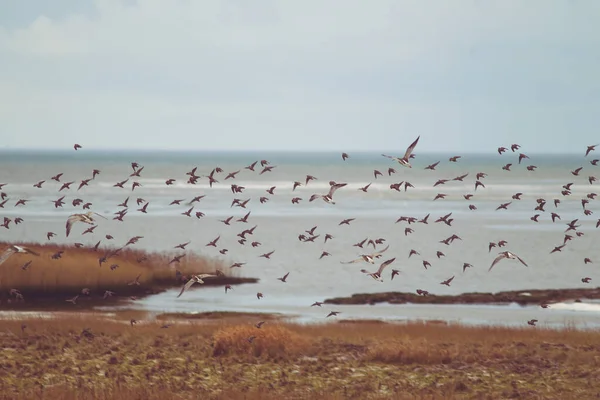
[0,242,257,306]
[1,315,599,399]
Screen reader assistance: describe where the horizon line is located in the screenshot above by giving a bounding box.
[0,147,587,156]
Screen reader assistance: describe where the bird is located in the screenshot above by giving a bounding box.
[340,245,390,265]
[309,182,347,204]
[360,257,396,282]
[440,276,455,286]
[586,144,598,157]
[382,136,420,168]
[66,212,107,237]
[66,295,79,304]
[277,272,290,282]
[0,245,40,266]
[489,251,528,271]
[176,274,217,298]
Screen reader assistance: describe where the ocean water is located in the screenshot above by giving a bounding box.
[1,149,599,327]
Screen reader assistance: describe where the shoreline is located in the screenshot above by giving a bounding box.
[0,276,259,311]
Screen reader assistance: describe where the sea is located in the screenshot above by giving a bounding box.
[1,149,599,329]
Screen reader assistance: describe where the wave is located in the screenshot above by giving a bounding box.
[4,179,589,195]
[546,302,600,313]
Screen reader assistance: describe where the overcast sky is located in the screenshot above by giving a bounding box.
[0,0,599,153]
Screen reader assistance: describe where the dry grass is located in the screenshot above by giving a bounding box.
[212,324,309,358]
[1,314,599,399]
[0,241,253,301]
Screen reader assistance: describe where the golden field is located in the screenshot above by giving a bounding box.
[0,312,599,399]
[0,242,255,304]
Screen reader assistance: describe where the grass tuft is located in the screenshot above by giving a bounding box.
[212,323,309,359]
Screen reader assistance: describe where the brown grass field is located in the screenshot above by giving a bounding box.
[1,313,599,399]
[0,242,257,306]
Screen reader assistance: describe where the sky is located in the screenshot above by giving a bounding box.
[0,0,599,153]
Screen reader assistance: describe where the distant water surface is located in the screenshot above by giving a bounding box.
[0,149,598,327]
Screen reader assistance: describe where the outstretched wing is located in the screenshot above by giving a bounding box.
[327,183,347,198]
[376,257,396,275]
[23,247,40,256]
[403,135,420,159]
[515,254,528,267]
[177,279,196,298]
[372,244,390,257]
[488,253,507,272]
[0,247,16,266]
[66,215,78,237]
[93,212,108,220]
[340,257,362,264]
[381,154,397,160]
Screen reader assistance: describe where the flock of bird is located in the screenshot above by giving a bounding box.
[1,139,600,328]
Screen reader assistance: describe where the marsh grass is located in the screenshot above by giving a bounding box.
[0,242,255,303]
[1,314,599,399]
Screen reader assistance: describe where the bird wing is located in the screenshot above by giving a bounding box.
[0,247,16,266]
[65,215,79,237]
[403,135,420,159]
[488,253,507,271]
[327,183,347,198]
[340,258,362,264]
[515,255,528,267]
[381,154,397,160]
[372,244,390,257]
[23,247,40,256]
[177,279,196,298]
[376,257,396,275]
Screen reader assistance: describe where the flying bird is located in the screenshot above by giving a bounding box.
[309,182,347,204]
[0,245,40,266]
[176,274,217,298]
[359,257,396,282]
[66,212,107,237]
[489,251,528,272]
[381,135,420,168]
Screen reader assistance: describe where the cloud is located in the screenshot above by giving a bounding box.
[0,0,599,152]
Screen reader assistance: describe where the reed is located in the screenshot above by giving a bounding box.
[1,314,599,399]
[0,241,242,299]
